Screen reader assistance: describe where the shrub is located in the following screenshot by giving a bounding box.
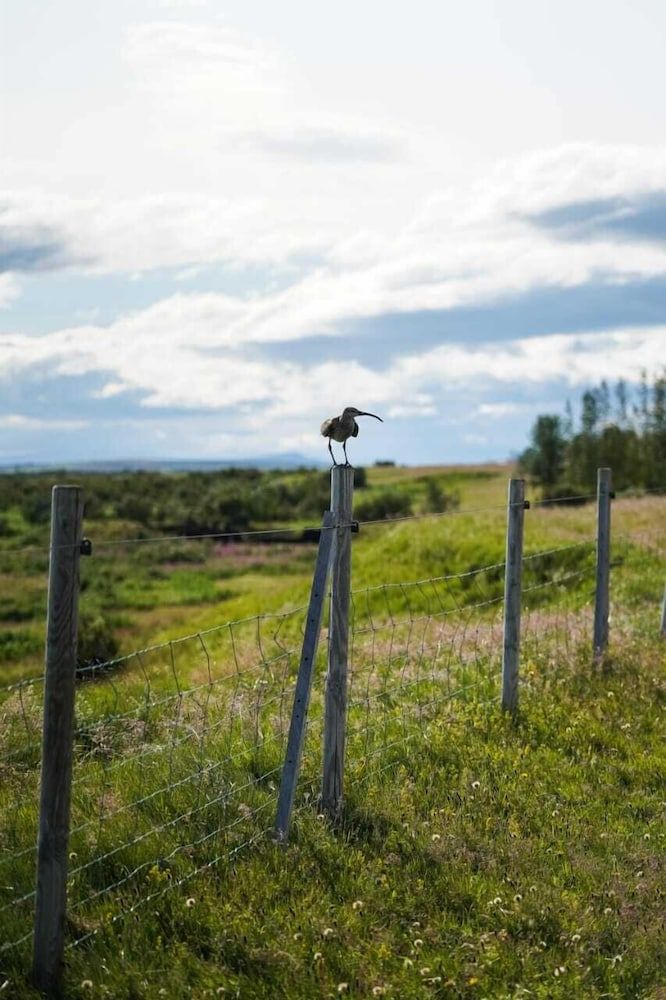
[353,466,368,488]
[538,483,591,506]
[422,477,460,514]
[76,611,120,677]
[0,628,42,663]
[354,489,412,521]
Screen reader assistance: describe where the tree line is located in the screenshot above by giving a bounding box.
[519,371,666,497]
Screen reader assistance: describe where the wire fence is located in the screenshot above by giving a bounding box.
[0,483,664,562]
[0,475,664,987]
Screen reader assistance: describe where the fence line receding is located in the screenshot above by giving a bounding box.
[0,468,663,996]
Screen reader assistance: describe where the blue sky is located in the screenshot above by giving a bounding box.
[1,0,665,466]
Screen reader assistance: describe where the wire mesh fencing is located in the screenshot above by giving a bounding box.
[1,607,310,958]
[344,531,609,791]
[0,475,664,985]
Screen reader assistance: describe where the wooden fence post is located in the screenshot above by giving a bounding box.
[274,512,335,841]
[33,486,84,997]
[501,478,526,714]
[593,468,612,663]
[322,466,354,816]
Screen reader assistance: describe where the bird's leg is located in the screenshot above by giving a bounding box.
[328,439,338,467]
[342,440,352,467]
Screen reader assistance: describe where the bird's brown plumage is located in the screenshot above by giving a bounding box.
[320,406,382,465]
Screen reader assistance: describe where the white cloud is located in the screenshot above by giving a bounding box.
[0,273,20,308]
[393,328,665,390]
[91,382,127,399]
[387,400,437,419]
[476,402,529,418]
[3,6,663,292]
[3,143,666,342]
[0,414,88,431]
[122,20,286,146]
[2,320,663,455]
[3,9,666,462]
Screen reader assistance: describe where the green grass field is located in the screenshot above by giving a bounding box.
[0,465,664,998]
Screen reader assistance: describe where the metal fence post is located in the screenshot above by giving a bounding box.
[322,466,354,816]
[33,486,84,996]
[274,511,335,841]
[593,468,612,662]
[660,582,666,638]
[501,478,526,714]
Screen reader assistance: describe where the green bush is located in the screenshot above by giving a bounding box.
[354,489,412,521]
[0,629,42,664]
[539,482,590,505]
[76,611,120,675]
[353,466,368,488]
[422,477,460,514]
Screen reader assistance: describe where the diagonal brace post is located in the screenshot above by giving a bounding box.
[274,511,335,841]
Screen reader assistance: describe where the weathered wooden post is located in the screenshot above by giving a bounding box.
[593,468,612,663]
[275,511,335,840]
[322,466,354,816]
[501,478,526,714]
[33,486,84,997]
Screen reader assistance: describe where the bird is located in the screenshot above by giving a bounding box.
[320,406,383,466]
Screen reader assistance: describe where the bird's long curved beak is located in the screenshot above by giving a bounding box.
[359,411,383,422]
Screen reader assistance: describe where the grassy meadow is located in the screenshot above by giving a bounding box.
[0,464,664,998]
[0,463,504,688]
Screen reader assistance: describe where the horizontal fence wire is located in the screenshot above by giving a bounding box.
[339,532,604,812]
[0,606,308,955]
[0,493,664,964]
[3,484,664,562]
[0,504,512,559]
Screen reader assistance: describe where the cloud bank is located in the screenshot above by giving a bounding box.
[1,9,666,462]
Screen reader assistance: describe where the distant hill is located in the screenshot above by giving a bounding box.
[0,453,323,474]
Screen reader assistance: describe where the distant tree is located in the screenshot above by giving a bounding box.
[519,415,566,490]
[521,370,665,495]
[596,380,611,425]
[614,379,628,427]
[644,372,666,487]
[581,391,599,435]
[635,371,650,431]
[563,399,574,439]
